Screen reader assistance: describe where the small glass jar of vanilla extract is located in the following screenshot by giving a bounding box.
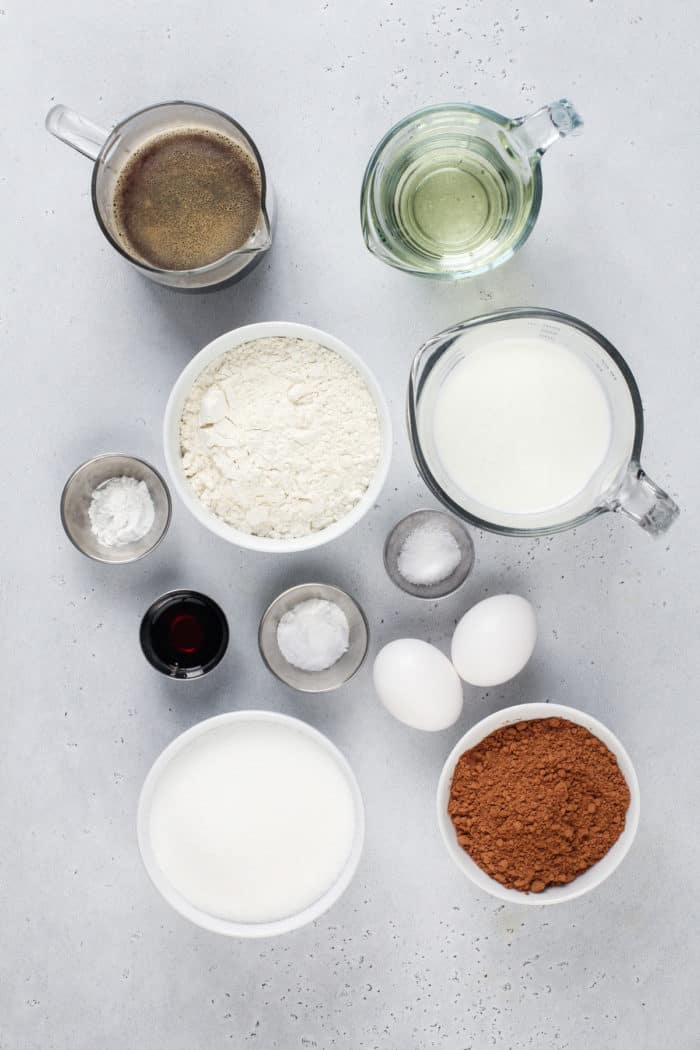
[140,590,228,679]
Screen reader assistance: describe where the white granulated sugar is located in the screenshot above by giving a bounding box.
[180,337,381,539]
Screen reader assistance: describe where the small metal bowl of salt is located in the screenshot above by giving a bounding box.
[384,509,475,599]
[61,453,171,564]
[259,583,369,693]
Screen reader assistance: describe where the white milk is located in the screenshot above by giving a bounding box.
[148,720,357,923]
[432,337,613,515]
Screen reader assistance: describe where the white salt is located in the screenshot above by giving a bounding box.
[397,521,462,586]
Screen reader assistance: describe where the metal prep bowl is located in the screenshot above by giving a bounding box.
[60,453,171,564]
[383,509,475,599]
[258,583,369,693]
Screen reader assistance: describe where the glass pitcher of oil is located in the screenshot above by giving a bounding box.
[361,99,582,279]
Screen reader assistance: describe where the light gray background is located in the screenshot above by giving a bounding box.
[2,1,698,1047]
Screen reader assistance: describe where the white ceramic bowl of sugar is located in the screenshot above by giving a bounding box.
[436,703,640,905]
[163,321,392,553]
[137,711,365,937]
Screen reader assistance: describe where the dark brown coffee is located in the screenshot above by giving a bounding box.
[113,128,262,270]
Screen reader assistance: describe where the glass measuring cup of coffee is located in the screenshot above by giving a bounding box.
[361,99,582,279]
[46,101,273,290]
[408,309,679,537]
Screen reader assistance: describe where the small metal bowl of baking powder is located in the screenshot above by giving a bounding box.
[384,509,475,599]
[258,583,369,693]
[61,453,171,564]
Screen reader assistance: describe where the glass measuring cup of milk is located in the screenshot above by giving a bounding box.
[45,101,273,290]
[361,100,582,279]
[408,309,679,537]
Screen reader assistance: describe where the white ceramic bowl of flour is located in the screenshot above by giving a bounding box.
[137,711,365,937]
[164,321,392,552]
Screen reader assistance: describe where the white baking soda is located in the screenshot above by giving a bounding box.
[148,720,356,924]
[432,337,613,515]
[277,598,350,672]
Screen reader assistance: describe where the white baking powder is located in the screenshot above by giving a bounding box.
[88,476,155,547]
[276,599,350,672]
[179,337,381,540]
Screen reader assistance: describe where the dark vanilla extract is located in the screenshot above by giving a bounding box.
[140,591,228,679]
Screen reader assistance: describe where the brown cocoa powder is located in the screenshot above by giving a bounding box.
[448,717,630,894]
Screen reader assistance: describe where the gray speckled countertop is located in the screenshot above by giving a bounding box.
[2,1,699,1046]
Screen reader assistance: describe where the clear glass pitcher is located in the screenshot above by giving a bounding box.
[408,309,679,537]
[361,100,582,280]
[46,101,273,290]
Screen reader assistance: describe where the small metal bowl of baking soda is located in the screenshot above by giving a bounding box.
[61,453,171,564]
[258,583,369,693]
[384,509,475,599]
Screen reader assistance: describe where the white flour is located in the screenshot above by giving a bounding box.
[180,337,381,539]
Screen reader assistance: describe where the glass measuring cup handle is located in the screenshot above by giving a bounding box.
[610,464,680,536]
[510,99,584,157]
[45,105,109,161]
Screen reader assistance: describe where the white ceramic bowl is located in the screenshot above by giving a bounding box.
[137,711,365,937]
[436,703,640,905]
[163,321,392,553]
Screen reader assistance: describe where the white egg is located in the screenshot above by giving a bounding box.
[451,594,537,687]
[373,639,463,731]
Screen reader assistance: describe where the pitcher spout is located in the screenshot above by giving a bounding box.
[237,205,273,256]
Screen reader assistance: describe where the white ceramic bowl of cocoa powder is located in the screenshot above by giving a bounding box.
[436,702,640,905]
